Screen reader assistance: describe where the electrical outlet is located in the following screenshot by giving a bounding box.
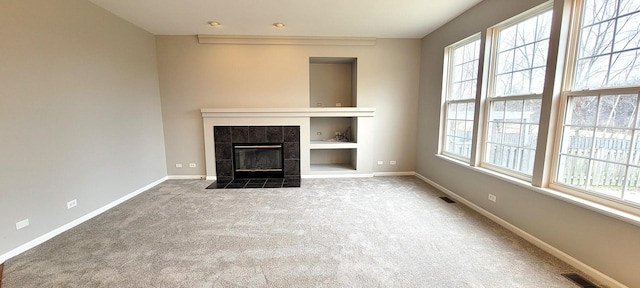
[335,102,342,107]
[316,132,322,135]
[316,102,322,107]
[67,199,77,209]
[16,219,29,230]
[189,163,196,168]
[389,160,397,165]
[488,194,497,202]
[175,163,183,168]
[377,160,384,165]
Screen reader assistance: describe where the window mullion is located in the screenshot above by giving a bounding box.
[530,15,540,94]
[622,91,640,200]
[585,94,602,191]
[604,0,621,87]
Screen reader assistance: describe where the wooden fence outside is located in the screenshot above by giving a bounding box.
[559,136,640,191]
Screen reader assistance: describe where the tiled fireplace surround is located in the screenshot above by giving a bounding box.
[213,125,301,182]
[201,109,313,182]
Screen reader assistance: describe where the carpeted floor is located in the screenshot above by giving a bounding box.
[3,177,596,287]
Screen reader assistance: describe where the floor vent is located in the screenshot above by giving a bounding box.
[562,273,598,288]
[439,196,456,203]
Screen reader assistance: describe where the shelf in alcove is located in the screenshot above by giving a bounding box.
[310,163,356,172]
[310,141,357,149]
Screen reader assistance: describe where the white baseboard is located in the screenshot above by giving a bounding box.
[373,171,416,177]
[302,173,374,179]
[414,173,627,288]
[0,176,168,264]
[206,176,217,181]
[167,175,206,180]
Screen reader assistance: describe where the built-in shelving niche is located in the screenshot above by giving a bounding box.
[310,149,357,172]
[309,57,357,108]
[309,117,358,172]
[308,56,370,175]
[309,115,359,172]
[310,117,357,143]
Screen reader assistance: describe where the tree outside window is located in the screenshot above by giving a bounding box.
[484,8,552,177]
[442,36,481,159]
[556,0,640,206]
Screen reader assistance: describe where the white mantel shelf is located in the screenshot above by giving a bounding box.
[201,107,375,118]
[201,107,376,179]
[310,141,358,149]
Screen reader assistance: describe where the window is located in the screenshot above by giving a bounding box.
[484,7,553,177]
[435,0,640,217]
[555,0,640,206]
[442,36,481,159]
[572,0,640,89]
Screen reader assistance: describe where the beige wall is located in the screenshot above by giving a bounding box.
[310,63,354,108]
[156,37,421,175]
[2,0,637,285]
[0,0,167,258]
[417,0,640,286]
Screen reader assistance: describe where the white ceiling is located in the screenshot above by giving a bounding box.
[88,0,482,38]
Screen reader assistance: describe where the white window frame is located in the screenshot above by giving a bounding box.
[434,0,640,222]
[440,34,482,162]
[551,0,640,214]
[481,2,554,181]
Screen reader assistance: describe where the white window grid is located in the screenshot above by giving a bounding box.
[483,5,553,179]
[484,96,542,177]
[442,36,481,160]
[571,0,640,90]
[444,99,476,159]
[554,89,640,207]
[493,10,553,97]
[552,0,640,210]
[437,0,640,216]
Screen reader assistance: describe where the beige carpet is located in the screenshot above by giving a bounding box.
[3,177,594,287]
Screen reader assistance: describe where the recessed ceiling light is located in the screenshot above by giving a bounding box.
[273,22,285,28]
[208,21,221,27]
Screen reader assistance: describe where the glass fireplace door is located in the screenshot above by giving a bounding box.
[233,144,284,178]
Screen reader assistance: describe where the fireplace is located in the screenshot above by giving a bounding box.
[211,125,300,187]
[233,143,284,179]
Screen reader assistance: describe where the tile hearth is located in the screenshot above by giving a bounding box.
[206,178,301,189]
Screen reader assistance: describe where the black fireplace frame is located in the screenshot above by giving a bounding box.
[232,143,285,179]
[214,126,300,182]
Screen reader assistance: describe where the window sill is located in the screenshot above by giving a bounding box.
[434,154,640,228]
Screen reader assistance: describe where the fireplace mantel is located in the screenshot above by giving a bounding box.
[201,107,375,118]
[201,107,375,180]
